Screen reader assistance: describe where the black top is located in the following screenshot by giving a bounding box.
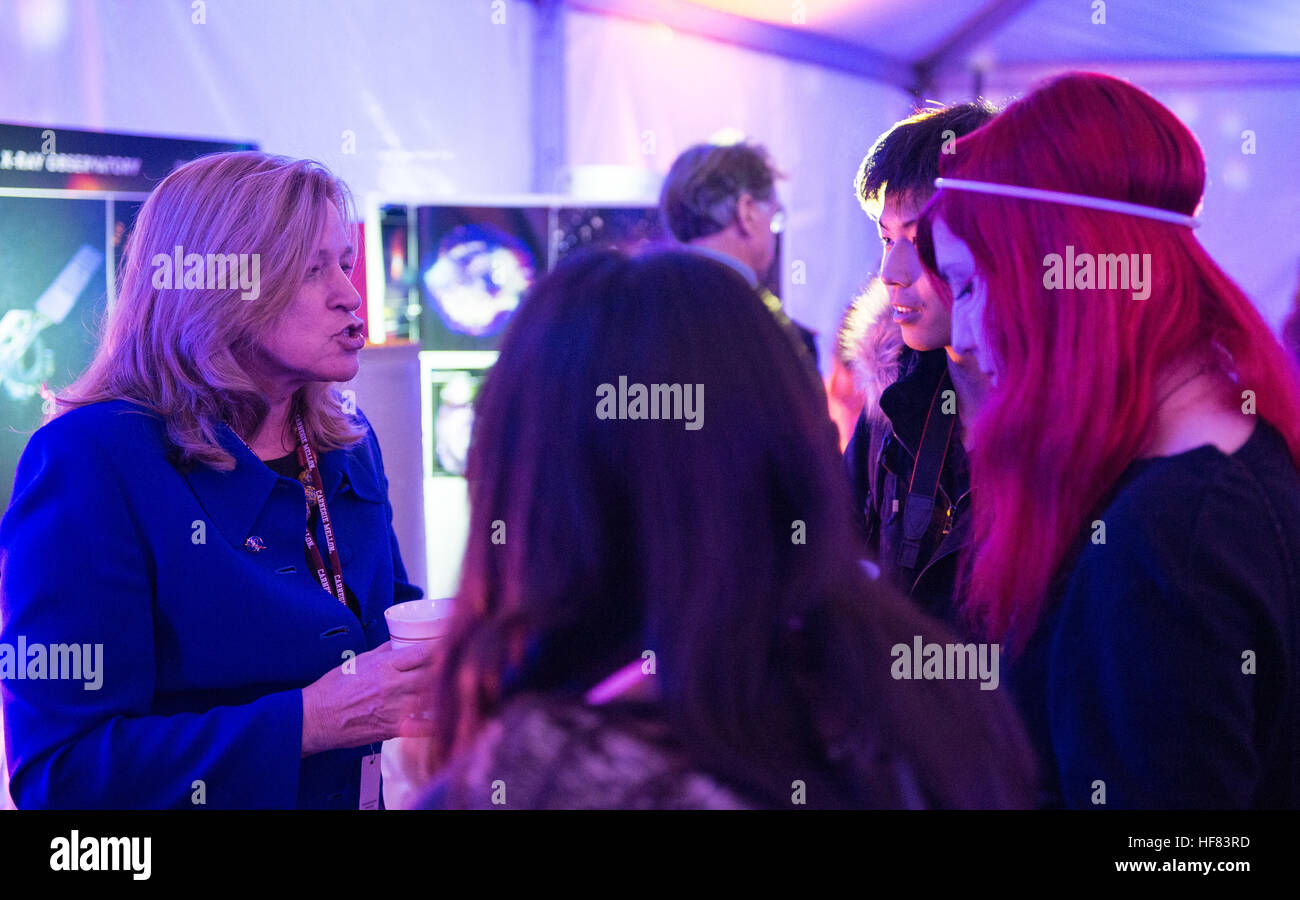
[263,450,363,620]
[1008,421,1300,809]
[844,348,972,627]
[263,450,301,480]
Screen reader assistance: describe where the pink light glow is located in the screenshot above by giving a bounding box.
[679,0,911,30]
[585,658,651,705]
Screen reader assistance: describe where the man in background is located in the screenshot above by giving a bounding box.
[660,140,819,367]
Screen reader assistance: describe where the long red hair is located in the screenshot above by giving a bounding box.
[917,72,1300,653]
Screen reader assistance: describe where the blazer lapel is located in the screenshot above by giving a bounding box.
[316,441,384,504]
[182,423,284,548]
[316,443,347,502]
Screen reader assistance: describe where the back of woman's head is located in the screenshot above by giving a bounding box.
[432,248,1036,807]
[54,150,364,468]
[918,71,1300,649]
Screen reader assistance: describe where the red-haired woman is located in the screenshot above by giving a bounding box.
[918,71,1300,809]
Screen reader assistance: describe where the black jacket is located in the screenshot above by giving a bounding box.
[844,348,971,626]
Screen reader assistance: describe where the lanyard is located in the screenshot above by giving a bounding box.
[293,413,349,609]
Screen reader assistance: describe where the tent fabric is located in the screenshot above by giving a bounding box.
[0,0,538,200]
[679,0,1300,68]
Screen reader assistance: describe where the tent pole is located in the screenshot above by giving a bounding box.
[533,0,568,193]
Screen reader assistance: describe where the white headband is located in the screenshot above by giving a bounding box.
[933,177,1201,228]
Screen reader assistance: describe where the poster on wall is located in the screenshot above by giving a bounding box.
[0,123,254,194]
[424,366,489,479]
[415,205,550,353]
[0,125,254,512]
[553,205,666,262]
[0,197,107,506]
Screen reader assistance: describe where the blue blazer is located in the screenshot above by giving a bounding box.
[0,399,423,808]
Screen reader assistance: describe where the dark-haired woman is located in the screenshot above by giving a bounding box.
[416,249,1036,809]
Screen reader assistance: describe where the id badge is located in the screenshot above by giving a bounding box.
[359,752,382,810]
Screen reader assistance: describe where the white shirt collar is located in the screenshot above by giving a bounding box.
[681,243,758,289]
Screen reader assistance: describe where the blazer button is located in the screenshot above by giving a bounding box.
[245,536,267,553]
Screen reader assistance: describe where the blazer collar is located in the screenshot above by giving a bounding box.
[183,422,366,547]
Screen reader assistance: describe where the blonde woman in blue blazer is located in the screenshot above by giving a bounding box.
[0,152,432,808]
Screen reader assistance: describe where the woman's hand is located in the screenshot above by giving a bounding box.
[300,641,439,757]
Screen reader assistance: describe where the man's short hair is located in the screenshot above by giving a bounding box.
[660,141,780,242]
[855,101,997,218]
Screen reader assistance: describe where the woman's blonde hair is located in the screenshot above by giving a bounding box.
[52,151,365,469]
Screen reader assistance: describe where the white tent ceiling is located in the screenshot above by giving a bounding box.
[681,0,1300,61]
[574,0,1300,92]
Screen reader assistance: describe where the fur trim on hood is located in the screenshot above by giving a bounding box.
[838,277,904,420]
